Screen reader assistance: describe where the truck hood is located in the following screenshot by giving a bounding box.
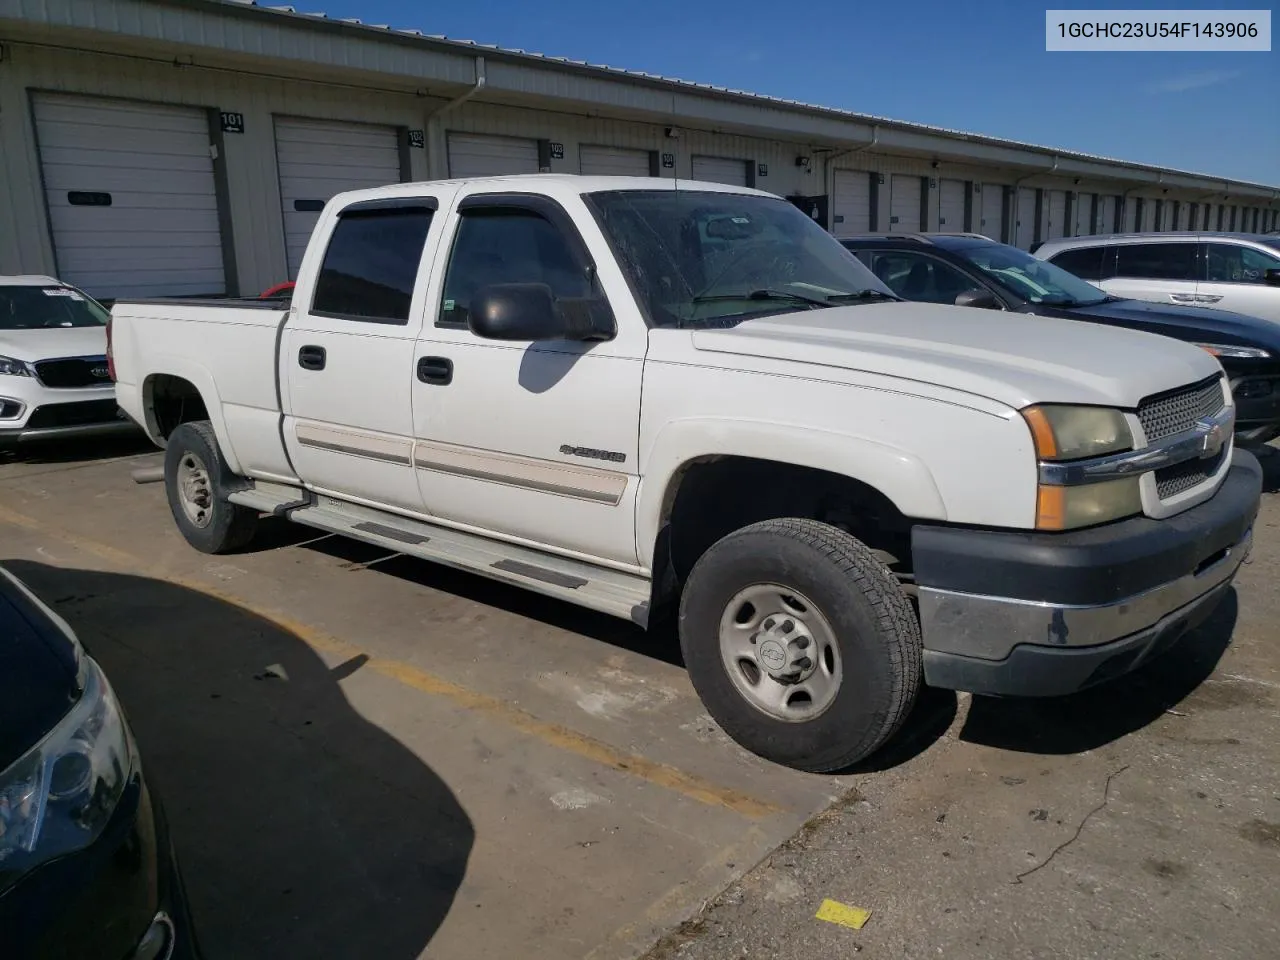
[0,326,108,363]
[690,302,1223,410]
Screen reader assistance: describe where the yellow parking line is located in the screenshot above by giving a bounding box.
[0,503,784,821]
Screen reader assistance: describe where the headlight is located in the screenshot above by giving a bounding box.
[1035,476,1143,531]
[0,656,131,888]
[1195,343,1270,360]
[1022,404,1141,530]
[1021,404,1133,460]
[0,356,31,377]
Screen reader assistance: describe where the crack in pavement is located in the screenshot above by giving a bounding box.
[1011,764,1130,885]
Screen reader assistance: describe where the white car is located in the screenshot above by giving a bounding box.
[109,176,1261,771]
[1033,233,1280,324]
[0,276,137,446]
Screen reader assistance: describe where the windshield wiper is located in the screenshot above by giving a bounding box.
[691,289,832,308]
[825,289,900,304]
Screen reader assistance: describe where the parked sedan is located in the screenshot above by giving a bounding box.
[840,233,1280,444]
[0,276,139,447]
[0,567,201,959]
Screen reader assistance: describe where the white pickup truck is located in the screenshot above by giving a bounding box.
[110,175,1262,771]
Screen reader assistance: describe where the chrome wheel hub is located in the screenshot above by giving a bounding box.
[718,584,842,723]
[176,452,214,529]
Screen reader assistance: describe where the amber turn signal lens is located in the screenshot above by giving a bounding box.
[1036,485,1066,531]
[1022,406,1059,459]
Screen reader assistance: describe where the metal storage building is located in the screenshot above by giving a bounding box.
[1,0,1277,299]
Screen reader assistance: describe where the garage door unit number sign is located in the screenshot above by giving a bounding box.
[220,111,245,134]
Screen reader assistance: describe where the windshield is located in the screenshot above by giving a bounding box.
[585,190,897,328]
[952,243,1108,306]
[0,285,109,330]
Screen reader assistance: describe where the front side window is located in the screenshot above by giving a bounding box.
[865,251,981,305]
[0,286,109,329]
[586,190,896,328]
[951,242,1107,307]
[1203,243,1280,284]
[1114,242,1197,281]
[439,209,593,327]
[312,207,434,323]
[1046,246,1106,281]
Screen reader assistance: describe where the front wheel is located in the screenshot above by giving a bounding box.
[163,421,258,554]
[678,518,921,772]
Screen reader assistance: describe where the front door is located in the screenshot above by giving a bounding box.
[411,193,645,566]
[281,193,447,513]
[1198,241,1280,323]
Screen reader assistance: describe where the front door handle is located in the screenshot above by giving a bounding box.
[298,345,326,371]
[417,356,453,385]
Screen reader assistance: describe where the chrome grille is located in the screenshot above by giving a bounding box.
[1138,376,1225,444]
[1155,447,1227,499]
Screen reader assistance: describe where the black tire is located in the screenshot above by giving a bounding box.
[678,518,921,772]
[163,421,258,554]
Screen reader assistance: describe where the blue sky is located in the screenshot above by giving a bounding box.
[314,0,1278,185]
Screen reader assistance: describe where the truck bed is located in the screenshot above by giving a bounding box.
[110,299,293,481]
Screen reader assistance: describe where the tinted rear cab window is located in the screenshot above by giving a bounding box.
[312,207,435,323]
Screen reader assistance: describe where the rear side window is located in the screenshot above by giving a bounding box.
[312,207,434,323]
[1114,243,1196,281]
[1046,246,1105,281]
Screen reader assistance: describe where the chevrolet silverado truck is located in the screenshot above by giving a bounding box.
[109,175,1262,772]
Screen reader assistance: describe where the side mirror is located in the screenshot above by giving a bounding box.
[1264,269,1280,288]
[954,288,998,309]
[467,283,614,342]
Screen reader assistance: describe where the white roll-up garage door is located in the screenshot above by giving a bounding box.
[1046,190,1067,239]
[938,179,965,232]
[831,170,872,236]
[888,175,922,233]
[1074,193,1096,235]
[977,184,1004,240]
[447,133,540,178]
[275,117,402,279]
[32,93,225,300]
[1098,195,1117,233]
[580,145,651,177]
[1014,188,1037,248]
[691,155,750,187]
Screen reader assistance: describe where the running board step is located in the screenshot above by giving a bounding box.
[228,486,651,625]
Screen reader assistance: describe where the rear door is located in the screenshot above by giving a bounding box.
[1102,240,1200,305]
[280,192,449,513]
[1198,241,1280,322]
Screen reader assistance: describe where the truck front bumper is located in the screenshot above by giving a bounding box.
[914,448,1262,697]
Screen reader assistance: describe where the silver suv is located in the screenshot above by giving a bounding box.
[1033,232,1280,324]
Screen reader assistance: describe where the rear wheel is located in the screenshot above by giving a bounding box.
[678,518,921,772]
[163,421,257,554]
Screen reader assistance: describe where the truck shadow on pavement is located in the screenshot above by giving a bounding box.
[4,560,474,960]
[959,589,1238,755]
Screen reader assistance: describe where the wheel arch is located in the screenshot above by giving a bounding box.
[140,360,241,474]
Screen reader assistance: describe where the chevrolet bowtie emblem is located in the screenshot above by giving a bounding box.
[1196,417,1227,459]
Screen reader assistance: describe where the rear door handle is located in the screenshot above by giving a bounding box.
[417,356,453,385]
[298,345,326,371]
